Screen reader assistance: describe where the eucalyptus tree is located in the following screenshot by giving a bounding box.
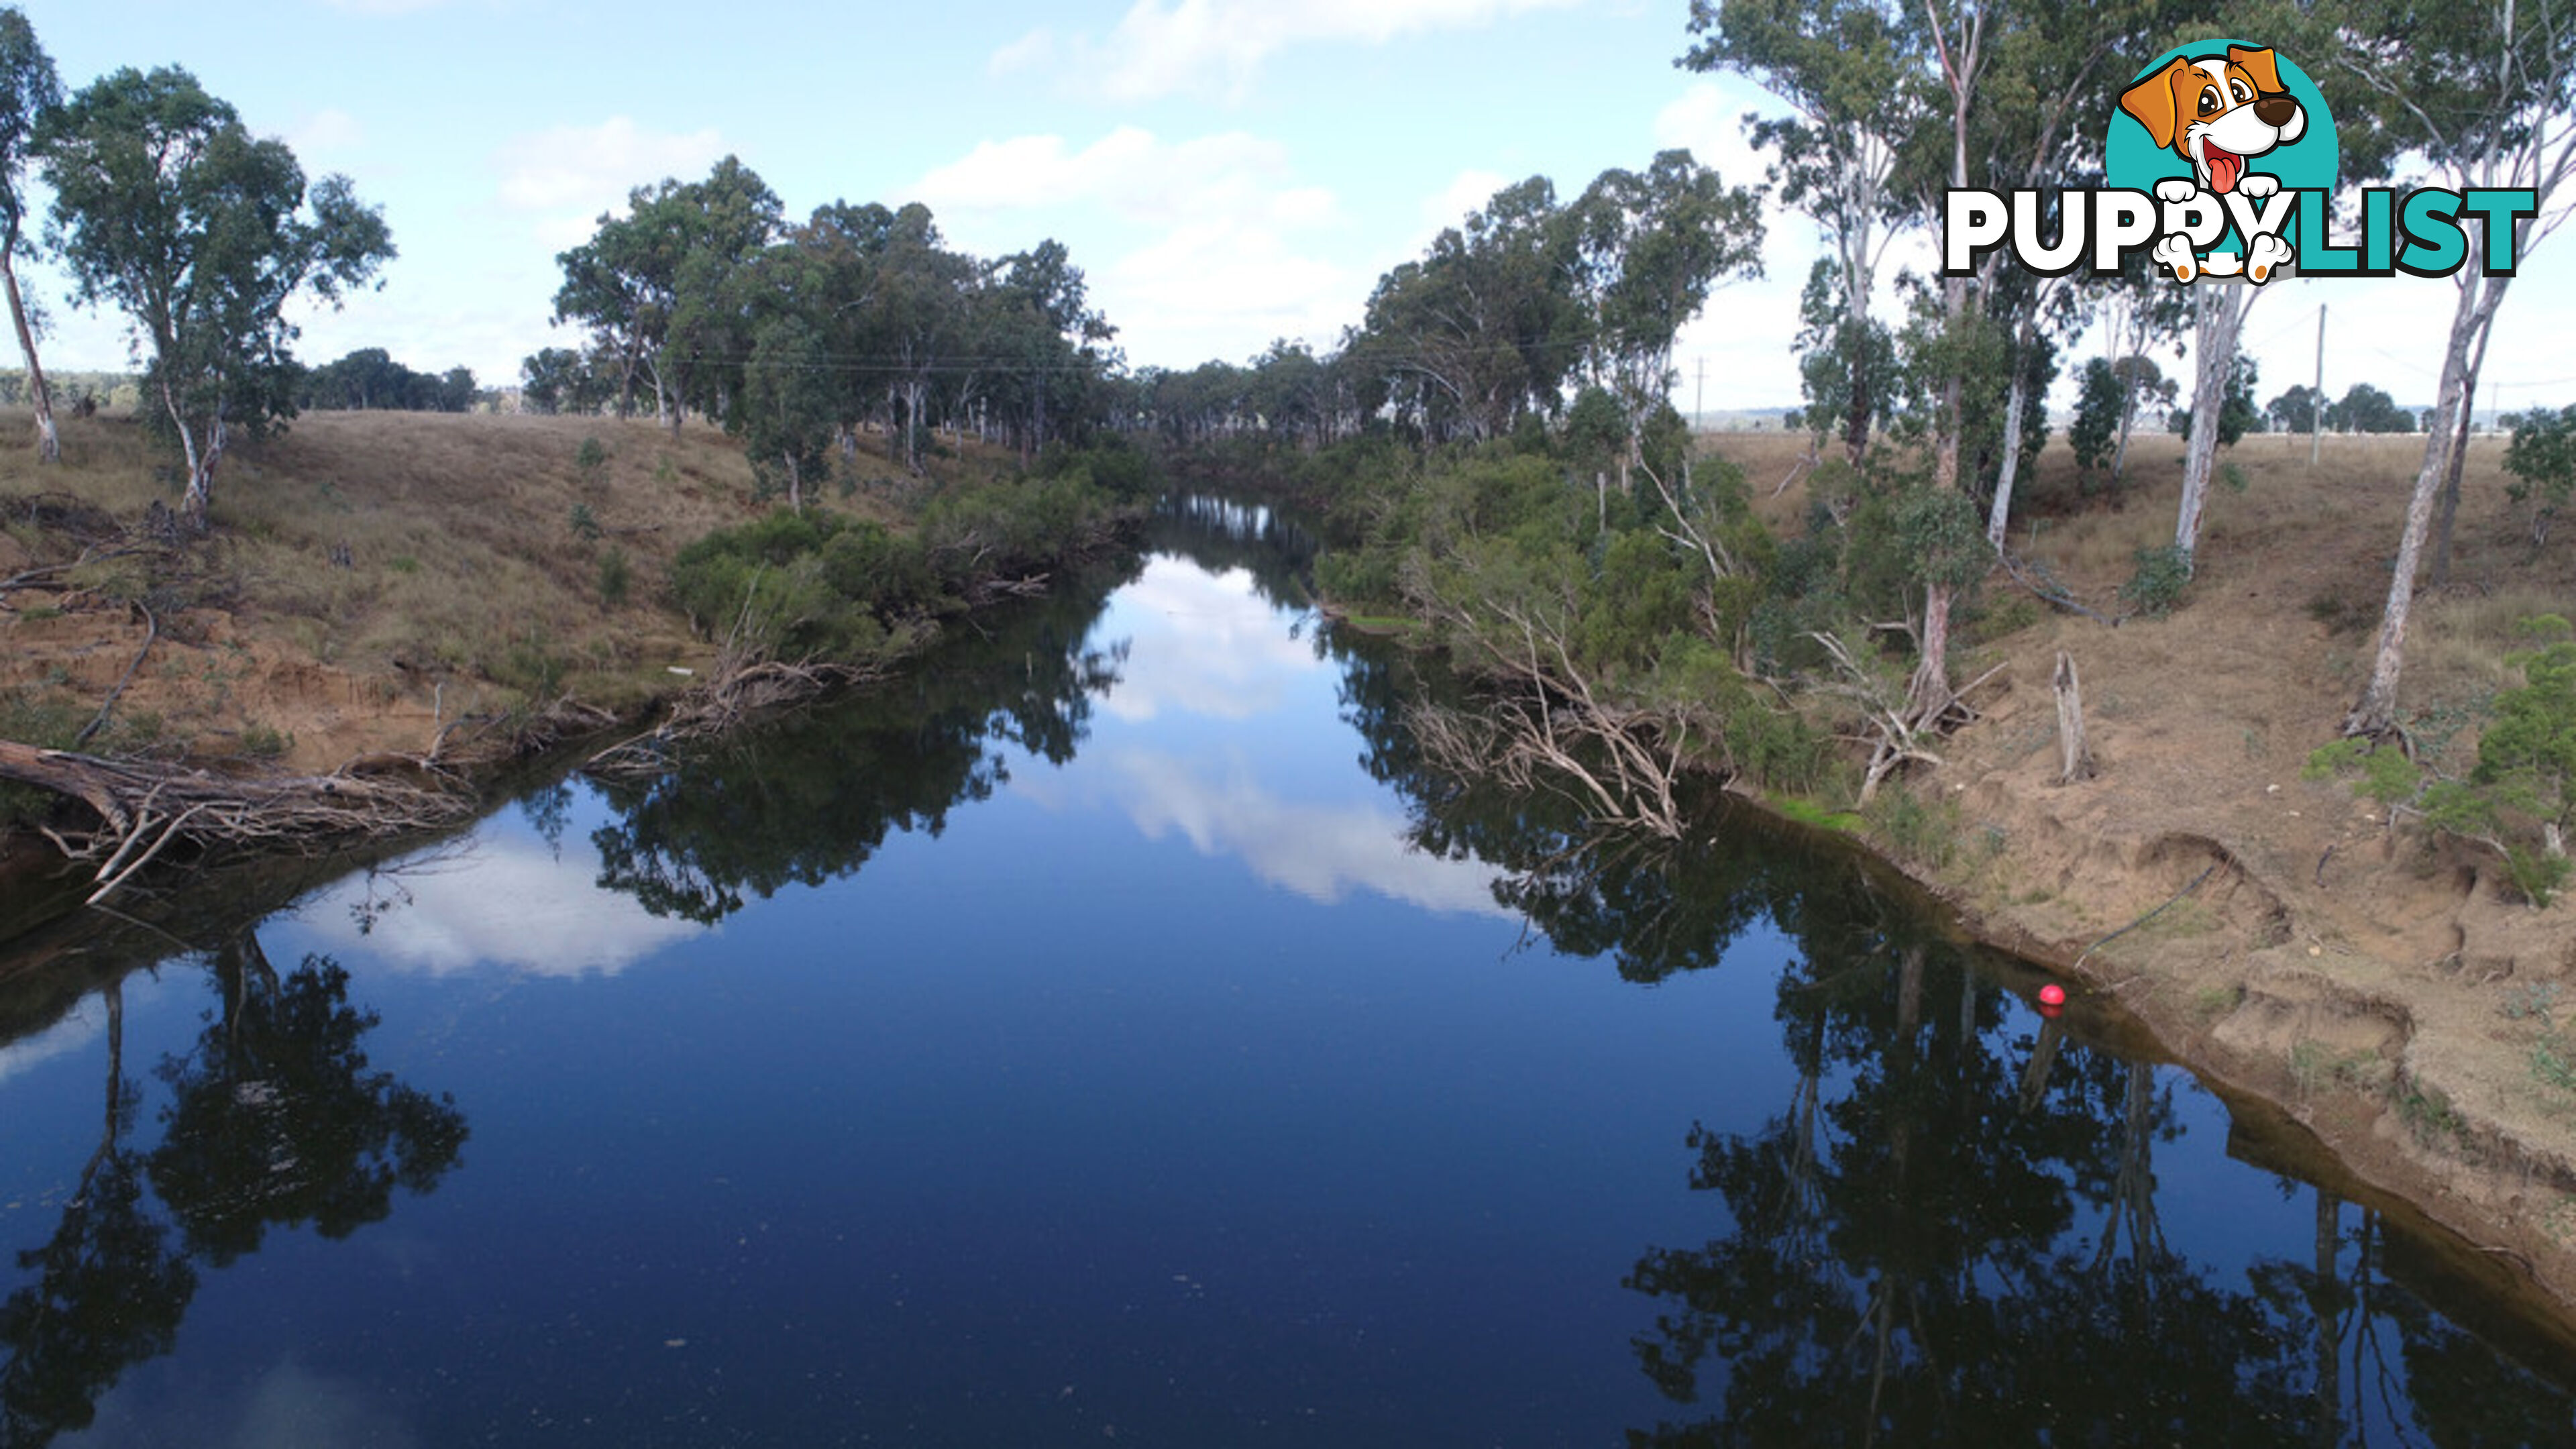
[981,237,1117,458]
[855,203,977,472]
[1883,0,2174,716]
[2337,0,2576,739]
[2171,282,2261,573]
[1682,0,1923,468]
[552,156,781,431]
[739,312,836,511]
[0,8,60,463]
[1565,149,1765,490]
[39,67,392,533]
[1356,176,1584,441]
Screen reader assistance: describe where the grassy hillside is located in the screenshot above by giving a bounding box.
[0,405,1028,780]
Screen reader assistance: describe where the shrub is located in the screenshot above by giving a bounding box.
[597,546,631,606]
[2121,545,2192,617]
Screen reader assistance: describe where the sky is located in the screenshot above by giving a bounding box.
[15,0,2576,419]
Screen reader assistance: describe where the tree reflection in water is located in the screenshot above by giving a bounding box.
[585,556,1139,924]
[576,498,1316,928]
[0,938,464,1447]
[1326,616,2576,1446]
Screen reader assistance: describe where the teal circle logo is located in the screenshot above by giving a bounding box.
[2106,40,2337,197]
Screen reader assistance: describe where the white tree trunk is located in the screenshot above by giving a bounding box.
[1987,334,2029,550]
[2053,649,2094,784]
[2176,285,2251,572]
[2,249,56,465]
[2347,273,2506,737]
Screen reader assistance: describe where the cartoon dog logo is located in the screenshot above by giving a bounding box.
[2118,45,2306,197]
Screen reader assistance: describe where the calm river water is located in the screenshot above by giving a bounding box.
[1,496,2571,1446]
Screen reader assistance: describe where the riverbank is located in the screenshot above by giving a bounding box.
[0,406,1142,913]
[8,405,2575,1313]
[1703,428,2576,1309]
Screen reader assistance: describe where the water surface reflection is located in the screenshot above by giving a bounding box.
[0,496,2567,1444]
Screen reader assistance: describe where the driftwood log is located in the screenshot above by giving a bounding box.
[0,739,475,904]
[2054,650,2096,785]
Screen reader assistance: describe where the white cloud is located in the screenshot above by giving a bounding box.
[1418,168,1510,239]
[1652,80,1777,195]
[997,0,1592,102]
[288,107,367,159]
[304,835,703,979]
[493,115,727,248]
[907,126,1352,365]
[1107,222,1354,366]
[911,127,1334,230]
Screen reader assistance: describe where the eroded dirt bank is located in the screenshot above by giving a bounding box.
[1707,427,2576,1316]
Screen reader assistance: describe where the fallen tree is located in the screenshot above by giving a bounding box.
[0,739,475,904]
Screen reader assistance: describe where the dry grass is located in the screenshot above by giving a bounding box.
[0,404,977,771]
[1698,421,2576,794]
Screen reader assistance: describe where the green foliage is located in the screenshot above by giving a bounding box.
[296,348,476,412]
[668,472,1124,663]
[2504,405,2576,549]
[576,435,608,474]
[2304,737,2423,805]
[38,64,394,525]
[568,503,602,542]
[2477,621,2576,820]
[0,689,81,828]
[2120,545,2192,617]
[236,722,292,759]
[2304,627,2573,907]
[2068,356,2123,477]
[596,546,631,606]
[1771,796,1863,834]
[2328,382,2416,434]
[2167,356,2262,446]
[2502,845,2571,908]
[2267,383,2325,434]
[1864,782,1960,871]
[2533,1034,2576,1096]
[1894,486,1988,592]
[1790,258,1896,456]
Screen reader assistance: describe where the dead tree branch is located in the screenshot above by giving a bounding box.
[73,602,158,748]
[0,738,477,904]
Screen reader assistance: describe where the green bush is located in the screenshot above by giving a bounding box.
[2121,545,2192,617]
[597,546,631,606]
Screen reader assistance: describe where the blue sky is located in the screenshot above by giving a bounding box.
[15,0,2576,418]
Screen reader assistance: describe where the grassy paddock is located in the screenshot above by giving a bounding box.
[0,404,1042,767]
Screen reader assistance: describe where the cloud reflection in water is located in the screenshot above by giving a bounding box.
[1101,748,1511,918]
[305,833,703,978]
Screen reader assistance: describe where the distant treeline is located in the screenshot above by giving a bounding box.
[525,157,1120,499]
[0,355,492,417]
[294,349,490,413]
[0,370,139,411]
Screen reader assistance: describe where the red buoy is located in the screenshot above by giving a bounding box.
[2037,983,2068,1008]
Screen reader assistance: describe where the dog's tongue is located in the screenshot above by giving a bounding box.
[2208,145,2243,195]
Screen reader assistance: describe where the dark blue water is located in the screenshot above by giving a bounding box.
[0,500,2570,1446]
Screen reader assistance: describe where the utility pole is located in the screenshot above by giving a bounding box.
[2310,303,2325,468]
[1695,356,1706,431]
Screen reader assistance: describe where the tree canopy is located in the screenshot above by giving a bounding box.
[38,64,392,531]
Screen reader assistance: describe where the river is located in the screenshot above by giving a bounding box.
[0,495,2570,1446]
